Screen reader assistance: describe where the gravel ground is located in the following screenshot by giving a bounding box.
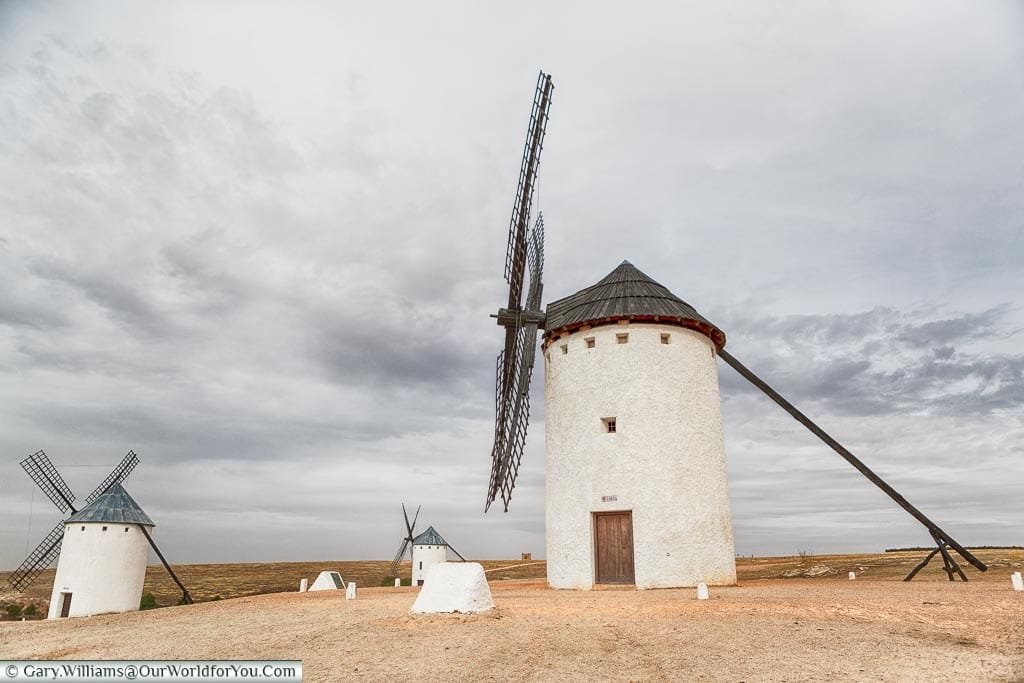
[2,579,1022,681]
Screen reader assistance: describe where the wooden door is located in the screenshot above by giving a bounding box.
[594,511,635,584]
[60,593,72,618]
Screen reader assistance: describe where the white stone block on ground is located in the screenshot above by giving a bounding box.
[696,583,709,600]
[849,572,856,580]
[299,578,308,592]
[346,582,357,599]
[394,578,401,587]
[410,562,494,614]
[1012,572,1023,592]
[308,571,346,591]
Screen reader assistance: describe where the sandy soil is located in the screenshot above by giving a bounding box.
[2,579,1021,681]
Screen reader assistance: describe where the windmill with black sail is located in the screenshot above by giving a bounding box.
[10,449,192,617]
[485,70,987,589]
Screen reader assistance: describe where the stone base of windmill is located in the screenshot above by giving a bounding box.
[410,562,494,614]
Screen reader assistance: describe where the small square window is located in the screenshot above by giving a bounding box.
[603,417,617,433]
[585,337,596,349]
[560,344,568,355]
[80,526,85,531]
[102,526,108,531]
[616,333,629,344]
[661,333,671,344]
[124,527,129,532]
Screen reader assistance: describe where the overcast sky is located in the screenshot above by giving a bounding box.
[1,1,1022,571]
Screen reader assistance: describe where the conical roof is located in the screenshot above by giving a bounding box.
[412,526,448,546]
[543,261,726,347]
[66,483,154,527]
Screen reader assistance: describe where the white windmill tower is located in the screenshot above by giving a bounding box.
[411,526,465,586]
[485,71,988,589]
[48,483,154,618]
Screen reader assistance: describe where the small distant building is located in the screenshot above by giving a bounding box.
[48,484,153,619]
[411,526,452,586]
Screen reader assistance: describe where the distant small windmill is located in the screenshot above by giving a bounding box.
[411,526,467,586]
[386,505,467,584]
[9,450,192,605]
[485,70,987,587]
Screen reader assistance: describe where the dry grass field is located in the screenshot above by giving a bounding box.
[2,549,1021,615]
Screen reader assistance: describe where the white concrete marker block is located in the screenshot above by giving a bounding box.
[849,572,856,580]
[1012,572,1023,592]
[308,571,345,591]
[697,583,710,600]
[346,582,357,599]
[299,578,308,592]
[410,562,494,614]
[394,578,401,588]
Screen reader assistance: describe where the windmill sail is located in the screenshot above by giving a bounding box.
[486,71,554,513]
[7,521,65,591]
[85,450,139,505]
[20,451,75,513]
[386,504,420,578]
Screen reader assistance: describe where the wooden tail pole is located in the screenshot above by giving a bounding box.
[139,525,193,605]
[716,348,987,576]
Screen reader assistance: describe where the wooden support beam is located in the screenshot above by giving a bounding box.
[904,546,942,581]
[717,348,987,576]
[932,532,968,582]
[139,525,193,604]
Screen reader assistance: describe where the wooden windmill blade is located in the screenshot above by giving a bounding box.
[386,504,420,578]
[20,450,76,513]
[7,521,66,591]
[486,71,554,513]
[9,450,79,591]
[84,450,140,504]
[716,347,987,579]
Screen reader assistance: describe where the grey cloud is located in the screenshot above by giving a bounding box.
[719,305,1024,417]
[2,3,1022,568]
[31,259,170,336]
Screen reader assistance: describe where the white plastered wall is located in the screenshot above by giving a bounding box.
[544,323,737,589]
[48,522,151,618]
[412,544,448,584]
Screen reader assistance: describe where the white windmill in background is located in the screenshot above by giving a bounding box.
[387,505,466,585]
[484,71,987,589]
[9,450,192,617]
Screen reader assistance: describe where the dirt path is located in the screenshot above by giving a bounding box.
[2,579,1022,681]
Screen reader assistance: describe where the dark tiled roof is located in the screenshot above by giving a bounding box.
[66,483,154,526]
[412,526,448,546]
[543,261,726,347]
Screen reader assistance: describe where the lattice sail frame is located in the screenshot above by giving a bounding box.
[20,450,75,513]
[85,450,139,504]
[487,215,545,512]
[486,71,554,512]
[386,504,420,578]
